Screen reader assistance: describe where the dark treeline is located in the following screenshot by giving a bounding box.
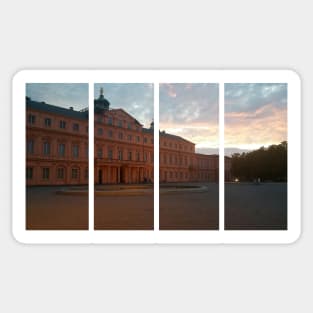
[231,141,287,182]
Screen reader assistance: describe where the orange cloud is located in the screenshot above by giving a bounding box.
[225,103,287,149]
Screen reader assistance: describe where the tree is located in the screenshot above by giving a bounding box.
[230,142,287,182]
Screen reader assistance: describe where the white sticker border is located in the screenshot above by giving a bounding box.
[12,70,301,244]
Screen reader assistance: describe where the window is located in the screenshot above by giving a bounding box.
[73,123,79,131]
[27,140,34,154]
[136,136,140,143]
[59,120,66,129]
[108,117,113,125]
[118,132,123,140]
[144,152,147,162]
[28,114,36,125]
[97,128,103,136]
[44,118,51,127]
[108,130,113,138]
[97,116,103,123]
[127,122,131,129]
[118,150,123,161]
[71,168,79,179]
[128,151,132,161]
[108,148,113,160]
[58,143,65,157]
[136,151,140,161]
[118,120,123,128]
[26,167,33,179]
[57,167,64,179]
[42,168,49,180]
[144,137,147,144]
[43,142,50,155]
[127,134,132,141]
[72,145,79,158]
[97,148,103,158]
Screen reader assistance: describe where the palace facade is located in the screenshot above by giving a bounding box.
[26,89,231,186]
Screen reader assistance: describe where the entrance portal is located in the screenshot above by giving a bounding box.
[98,169,102,184]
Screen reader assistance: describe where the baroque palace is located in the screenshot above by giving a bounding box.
[26,89,230,186]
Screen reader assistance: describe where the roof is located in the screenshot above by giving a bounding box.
[26,98,88,120]
[159,131,194,145]
[109,108,143,126]
[142,128,153,133]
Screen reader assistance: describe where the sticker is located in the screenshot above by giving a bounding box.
[12,70,301,243]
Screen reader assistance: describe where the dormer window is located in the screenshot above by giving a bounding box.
[73,123,79,131]
[28,114,36,125]
[44,118,51,127]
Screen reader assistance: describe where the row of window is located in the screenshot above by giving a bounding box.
[160,171,188,180]
[160,153,216,168]
[29,113,142,132]
[26,167,88,180]
[96,128,153,144]
[97,148,153,163]
[28,114,88,133]
[96,115,140,131]
[162,140,193,152]
[27,140,87,159]
[27,167,212,181]
[160,171,212,180]
[160,154,189,166]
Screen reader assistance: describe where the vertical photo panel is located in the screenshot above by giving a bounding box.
[225,83,288,230]
[94,84,154,230]
[26,83,89,230]
[159,83,219,230]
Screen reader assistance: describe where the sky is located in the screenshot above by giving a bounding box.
[159,83,219,154]
[26,83,89,110]
[94,83,153,128]
[225,83,287,152]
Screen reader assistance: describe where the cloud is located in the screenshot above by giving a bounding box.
[159,83,219,151]
[26,83,89,110]
[225,83,287,113]
[225,103,287,149]
[224,83,287,150]
[94,83,153,128]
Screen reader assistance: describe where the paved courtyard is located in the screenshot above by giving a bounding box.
[94,193,153,230]
[26,187,88,230]
[225,183,287,230]
[159,183,219,230]
[26,182,287,231]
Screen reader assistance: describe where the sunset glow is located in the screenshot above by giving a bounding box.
[159,83,219,154]
[225,83,287,152]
